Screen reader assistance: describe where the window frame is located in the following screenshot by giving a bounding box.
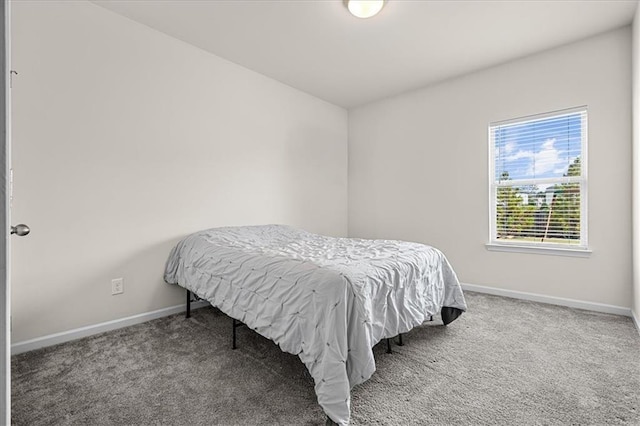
[487,106,590,256]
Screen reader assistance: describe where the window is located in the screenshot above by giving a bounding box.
[488,107,588,253]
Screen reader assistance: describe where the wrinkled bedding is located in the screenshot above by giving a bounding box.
[164,225,466,425]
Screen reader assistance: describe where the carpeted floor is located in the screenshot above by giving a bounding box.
[11,292,640,425]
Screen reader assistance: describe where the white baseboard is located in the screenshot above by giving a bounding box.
[632,310,640,336]
[11,300,209,355]
[13,285,638,355]
[461,283,632,317]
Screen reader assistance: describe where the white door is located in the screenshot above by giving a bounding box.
[0,0,9,422]
[1,2,27,423]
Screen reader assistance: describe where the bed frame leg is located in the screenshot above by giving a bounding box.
[397,333,403,346]
[186,289,191,319]
[429,315,433,322]
[386,338,392,354]
[232,318,238,350]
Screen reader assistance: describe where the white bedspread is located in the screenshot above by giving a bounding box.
[164,225,466,425]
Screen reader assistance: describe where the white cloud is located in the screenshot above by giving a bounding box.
[504,140,516,154]
[505,150,532,161]
[496,140,517,159]
[506,138,565,177]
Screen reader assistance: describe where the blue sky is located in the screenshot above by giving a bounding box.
[494,112,583,182]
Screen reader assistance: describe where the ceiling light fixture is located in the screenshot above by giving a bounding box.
[346,0,385,19]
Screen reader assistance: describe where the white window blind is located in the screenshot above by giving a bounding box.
[489,107,587,250]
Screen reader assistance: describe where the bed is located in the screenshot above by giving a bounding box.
[164,224,467,425]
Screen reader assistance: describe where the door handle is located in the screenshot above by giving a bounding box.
[11,224,30,236]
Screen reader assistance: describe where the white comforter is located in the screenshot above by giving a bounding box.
[164,225,466,425]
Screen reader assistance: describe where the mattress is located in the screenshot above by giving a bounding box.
[164,224,467,425]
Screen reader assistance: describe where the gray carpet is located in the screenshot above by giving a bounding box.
[11,292,640,425]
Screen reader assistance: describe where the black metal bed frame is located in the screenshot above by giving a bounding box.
[184,289,433,353]
[184,288,462,425]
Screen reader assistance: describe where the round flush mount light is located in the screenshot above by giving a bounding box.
[346,0,385,19]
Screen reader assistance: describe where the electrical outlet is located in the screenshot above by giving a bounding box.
[111,278,124,295]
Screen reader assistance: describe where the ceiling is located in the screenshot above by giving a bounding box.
[93,0,638,109]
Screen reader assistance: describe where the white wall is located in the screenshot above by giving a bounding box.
[633,5,640,322]
[10,1,347,342]
[349,28,632,308]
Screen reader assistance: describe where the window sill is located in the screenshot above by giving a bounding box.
[485,243,592,258]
